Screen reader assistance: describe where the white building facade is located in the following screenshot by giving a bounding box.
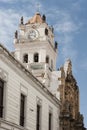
[0,12,61,130]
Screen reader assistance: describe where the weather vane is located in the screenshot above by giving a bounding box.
[36,3,41,12]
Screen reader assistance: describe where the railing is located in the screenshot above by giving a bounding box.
[30,62,46,70]
[23,62,53,75]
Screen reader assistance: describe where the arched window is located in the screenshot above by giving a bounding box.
[45,28,48,35]
[46,56,49,63]
[23,54,28,63]
[34,53,39,62]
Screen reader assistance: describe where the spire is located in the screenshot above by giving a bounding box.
[20,16,24,24]
[64,59,72,76]
[25,4,47,24]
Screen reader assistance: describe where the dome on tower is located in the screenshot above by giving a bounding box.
[26,12,44,24]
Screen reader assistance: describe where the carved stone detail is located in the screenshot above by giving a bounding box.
[59,61,86,130]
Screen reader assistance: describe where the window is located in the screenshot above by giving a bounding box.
[0,79,4,118]
[49,112,52,130]
[36,104,41,130]
[46,56,49,63]
[45,28,48,35]
[23,54,28,63]
[20,94,25,126]
[34,53,39,62]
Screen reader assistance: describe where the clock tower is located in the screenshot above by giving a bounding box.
[14,12,58,88]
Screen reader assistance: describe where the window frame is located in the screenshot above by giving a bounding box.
[20,93,26,127]
[36,104,41,130]
[36,97,42,130]
[0,79,4,118]
[48,107,53,130]
[49,112,52,130]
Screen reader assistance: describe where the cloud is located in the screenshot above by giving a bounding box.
[80,59,87,71]
[62,36,77,61]
[0,0,42,5]
[50,10,79,59]
[0,0,44,50]
[54,21,79,33]
[0,9,19,49]
[0,0,18,3]
[0,8,30,50]
[0,2,81,64]
[45,8,82,72]
[0,0,25,3]
[71,0,84,11]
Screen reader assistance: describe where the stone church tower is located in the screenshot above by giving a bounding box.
[59,60,86,130]
[13,12,86,130]
[14,12,58,89]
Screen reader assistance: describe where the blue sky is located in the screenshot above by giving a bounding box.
[0,0,87,127]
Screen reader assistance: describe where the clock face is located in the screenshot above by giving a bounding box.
[27,29,38,40]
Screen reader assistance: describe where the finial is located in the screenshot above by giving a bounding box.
[36,3,41,13]
[55,41,58,49]
[42,14,46,22]
[20,16,24,24]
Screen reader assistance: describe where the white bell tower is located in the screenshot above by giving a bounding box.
[14,12,58,87]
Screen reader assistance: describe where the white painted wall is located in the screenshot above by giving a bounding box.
[0,56,60,130]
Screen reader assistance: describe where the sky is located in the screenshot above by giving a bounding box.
[0,0,87,127]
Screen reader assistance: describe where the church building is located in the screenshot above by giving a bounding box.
[0,12,86,130]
